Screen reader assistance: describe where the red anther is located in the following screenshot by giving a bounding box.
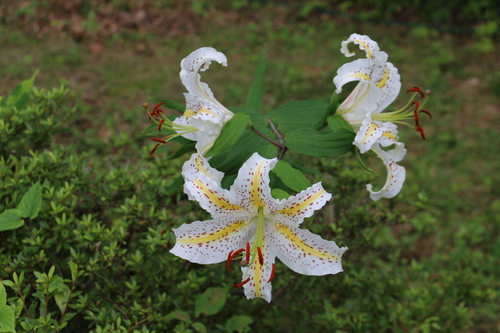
[153,103,165,112]
[151,138,167,143]
[267,263,276,283]
[232,278,251,288]
[419,110,432,119]
[257,247,264,266]
[245,242,251,262]
[226,251,234,272]
[412,101,420,110]
[416,124,426,140]
[407,87,425,99]
[149,144,161,158]
[158,119,165,131]
[229,248,245,262]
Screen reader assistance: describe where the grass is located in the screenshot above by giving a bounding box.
[0,1,499,331]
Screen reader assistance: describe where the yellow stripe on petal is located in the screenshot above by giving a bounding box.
[349,73,371,81]
[275,224,339,261]
[353,38,373,59]
[361,122,379,145]
[251,162,266,209]
[184,109,196,118]
[381,131,397,141]
[376,67,390,88]
[198,107,218,117]
[178,220,246,245]
[192,179,245,212]
[278,189,327,217]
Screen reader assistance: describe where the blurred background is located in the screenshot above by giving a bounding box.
[0,1,499,332]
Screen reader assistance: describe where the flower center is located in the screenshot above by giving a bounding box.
[371,87,432,140]
[226,207,276,287]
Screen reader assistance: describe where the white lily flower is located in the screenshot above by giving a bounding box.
[148,47,234,156]
[170,153,347,302]
[333,33,431,200]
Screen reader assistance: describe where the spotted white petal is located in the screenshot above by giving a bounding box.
[231,152,279,215]
[354,116,385,153]
[274,182,332,227]
[184,176,247,217]
[182,153,224,184]
[241,241,275,303]
[172,115,197,141]
[180,47,232,115]
[267,222,347,276]
[367,143,407,201]
[185,93,226,134]
[170,215,256,265]
[334,59,377,94]
[376,122,399,148]
[340,33,382,61]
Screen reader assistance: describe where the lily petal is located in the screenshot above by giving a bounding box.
[267,222,347,276]
[354,116,385,153]
[231,152,279,215]
[241,241,275,302]
[185,176,247,217]
[275,182,332,226]
[185,93,226,134]
[341,33,383,62]
[182,153,224,184]
[171,216,256,265]
[367,143,407,200]
[179,47,232,116]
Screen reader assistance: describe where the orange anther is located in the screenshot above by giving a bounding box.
[232,278,251,288]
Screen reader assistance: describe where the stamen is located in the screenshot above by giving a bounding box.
[153,102,165,112]
[245,242,251,262]
[232,278,251,288]
[407,87,425,99]
[151,138,167,144]
[158,119,165,131]
[229,248,245,262]
[240,259,249,267]
[267,263,276,283]
[419,110,432,119]
[257,247,264,266]
[149,144,161,158]
[226,251,234,272]
[412,101,420,110]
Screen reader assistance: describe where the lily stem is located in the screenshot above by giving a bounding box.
[247,123,288,160]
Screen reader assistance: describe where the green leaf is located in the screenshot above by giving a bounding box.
[18,182,42,219]
[285,129,355,157]
[7,70,39,109]
[194,287,227,317]
[0,284,15,333]
[191,322,207,333]
[271,188,291,200]
[266,100,329,133]
[165,310,191,323]
[205,113,250,158]
[225,315,254,333]
[245,50,266,113]
[0,209,24,232]
[327,115,354,133]
[271,160,311,192]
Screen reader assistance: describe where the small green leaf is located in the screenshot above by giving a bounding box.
[327,115,354,133]
[225,315,254,333]
[18,182,42,219]
[272,160,311,192]
[165,310,191,323]
[0,209,24,232]
[245,50,266,113]
[0,284,15,333]
[7,70,39,109]
[285,129,355,157]
[271,188,291,200]
[205,113,250,158]
[191,322,207,333]
[194,287,227,317]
